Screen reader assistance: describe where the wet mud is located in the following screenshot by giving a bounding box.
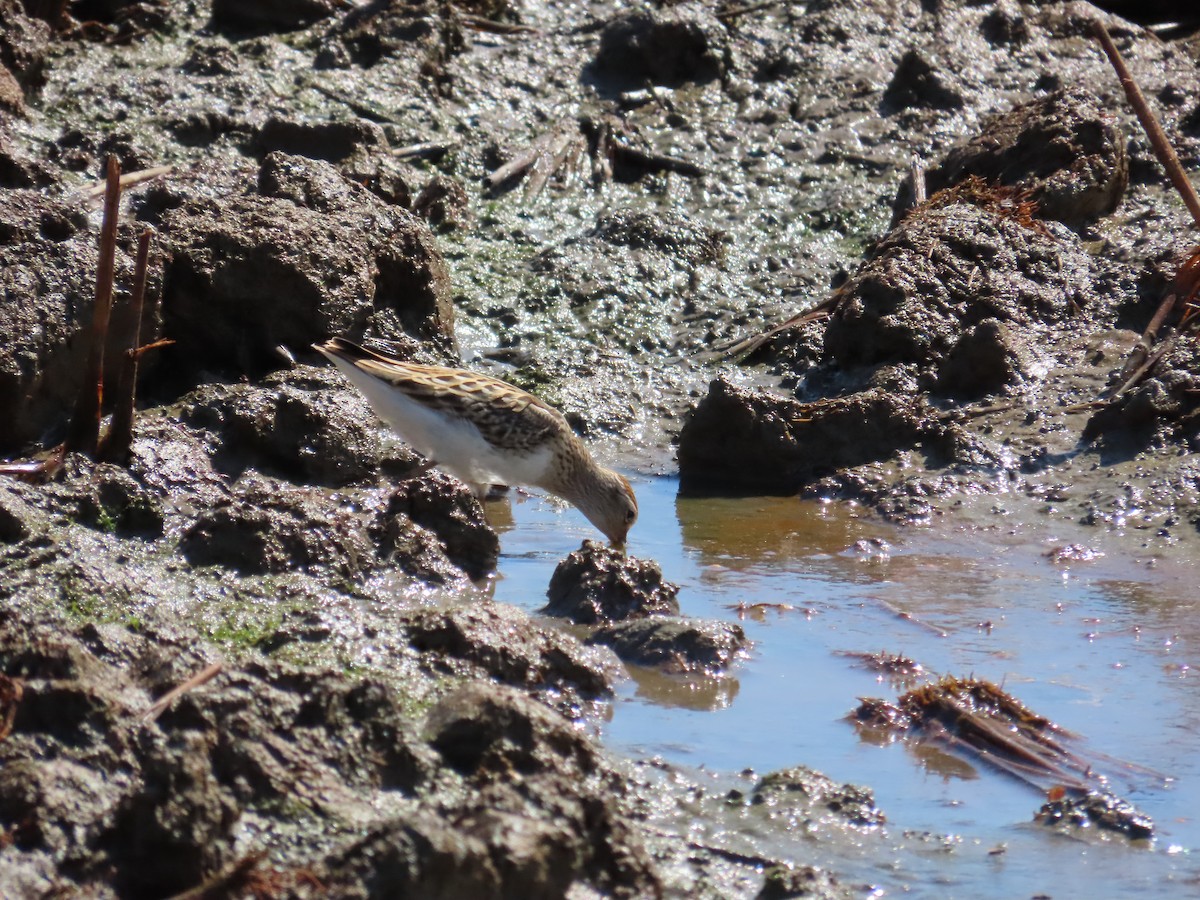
[2,0,1200,896]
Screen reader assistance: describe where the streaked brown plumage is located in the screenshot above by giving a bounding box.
[314,337,638,544]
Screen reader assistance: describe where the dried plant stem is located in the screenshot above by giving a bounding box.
[1093,20,1200,229]
[102,228,152,464]
[910,154,927,205]
[142,662,223,722]
[66,155,122,456]
[164,852,265,900]
[82,165,172,204]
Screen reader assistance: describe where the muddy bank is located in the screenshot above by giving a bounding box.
[2,0,1200,895]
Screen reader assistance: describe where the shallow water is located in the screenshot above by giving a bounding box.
[491,475,1200,898]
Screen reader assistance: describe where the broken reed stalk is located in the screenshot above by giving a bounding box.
[1092,20,1200,229]
[66,155,122,456]
[101,228,152,464]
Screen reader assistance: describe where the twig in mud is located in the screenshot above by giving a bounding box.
[66,155,122,456]
[142,662,223,722]
[101,229,152,464]
[715,291,843,359]
[454,11,540,35]
[934,400,1019,422]
[873,597,948,638]
[0,446,65,481]
[1111,332,1179,400]
[484,130,558,191]
[165,852,265,900]
[910,154,927,205]
[391,139,459,161]
[611,140,704,178]
[307,81,399,124]
[81,165,172,203]
[1092,20,1200,229]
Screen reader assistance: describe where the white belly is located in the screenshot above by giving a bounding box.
[328,355,553,489]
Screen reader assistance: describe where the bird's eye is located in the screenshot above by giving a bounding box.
[625,509,636,522]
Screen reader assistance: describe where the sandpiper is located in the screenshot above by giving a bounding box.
[314,337,638,544]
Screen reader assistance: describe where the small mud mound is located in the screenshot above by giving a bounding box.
[150,152,455,379]
[730,764,885,830]
[590,4,728,92]
[1035,789,1155,841]
[384,471,499,579]
[588,617,747,676]
[544,541,747,676]
[823,202,1092,377]
[678,379,946,494]
[401,603,621,699]
[544,541,680,624]
[180,365,383,487]
[894,86,1128,226]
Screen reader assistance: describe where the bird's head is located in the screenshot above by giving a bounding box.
[579,469,638,546]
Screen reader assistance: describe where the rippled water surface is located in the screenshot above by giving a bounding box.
[491,475,1200,898]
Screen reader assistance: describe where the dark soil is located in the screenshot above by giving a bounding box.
[2,0,1200,895]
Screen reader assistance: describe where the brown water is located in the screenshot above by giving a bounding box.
[492,476,1200,898]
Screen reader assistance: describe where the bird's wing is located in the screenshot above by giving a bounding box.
[320,340,569,453]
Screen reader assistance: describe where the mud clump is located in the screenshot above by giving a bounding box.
[76,464,165,539]
[543,543,748,677]
[894,86,1128,225]
[740,765,885,829]
[150,152,455,378]
[591,4,727,91]
[0,2,50,89]
[1035,790,1154,841]
[1084,337,1200,446]
[543,541,680,624]
[594,208,729,266]
[588,617,747,676]
[179,365,383,487]
[401,603,621,700]
[758,863,847,900]
[178,468,492,585]
[882,48,965,114]
[384,471,499,580]
[936,317,1042,398]
[179,473,378,577]
[678,380,940,494]
[823,202,1090,376]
